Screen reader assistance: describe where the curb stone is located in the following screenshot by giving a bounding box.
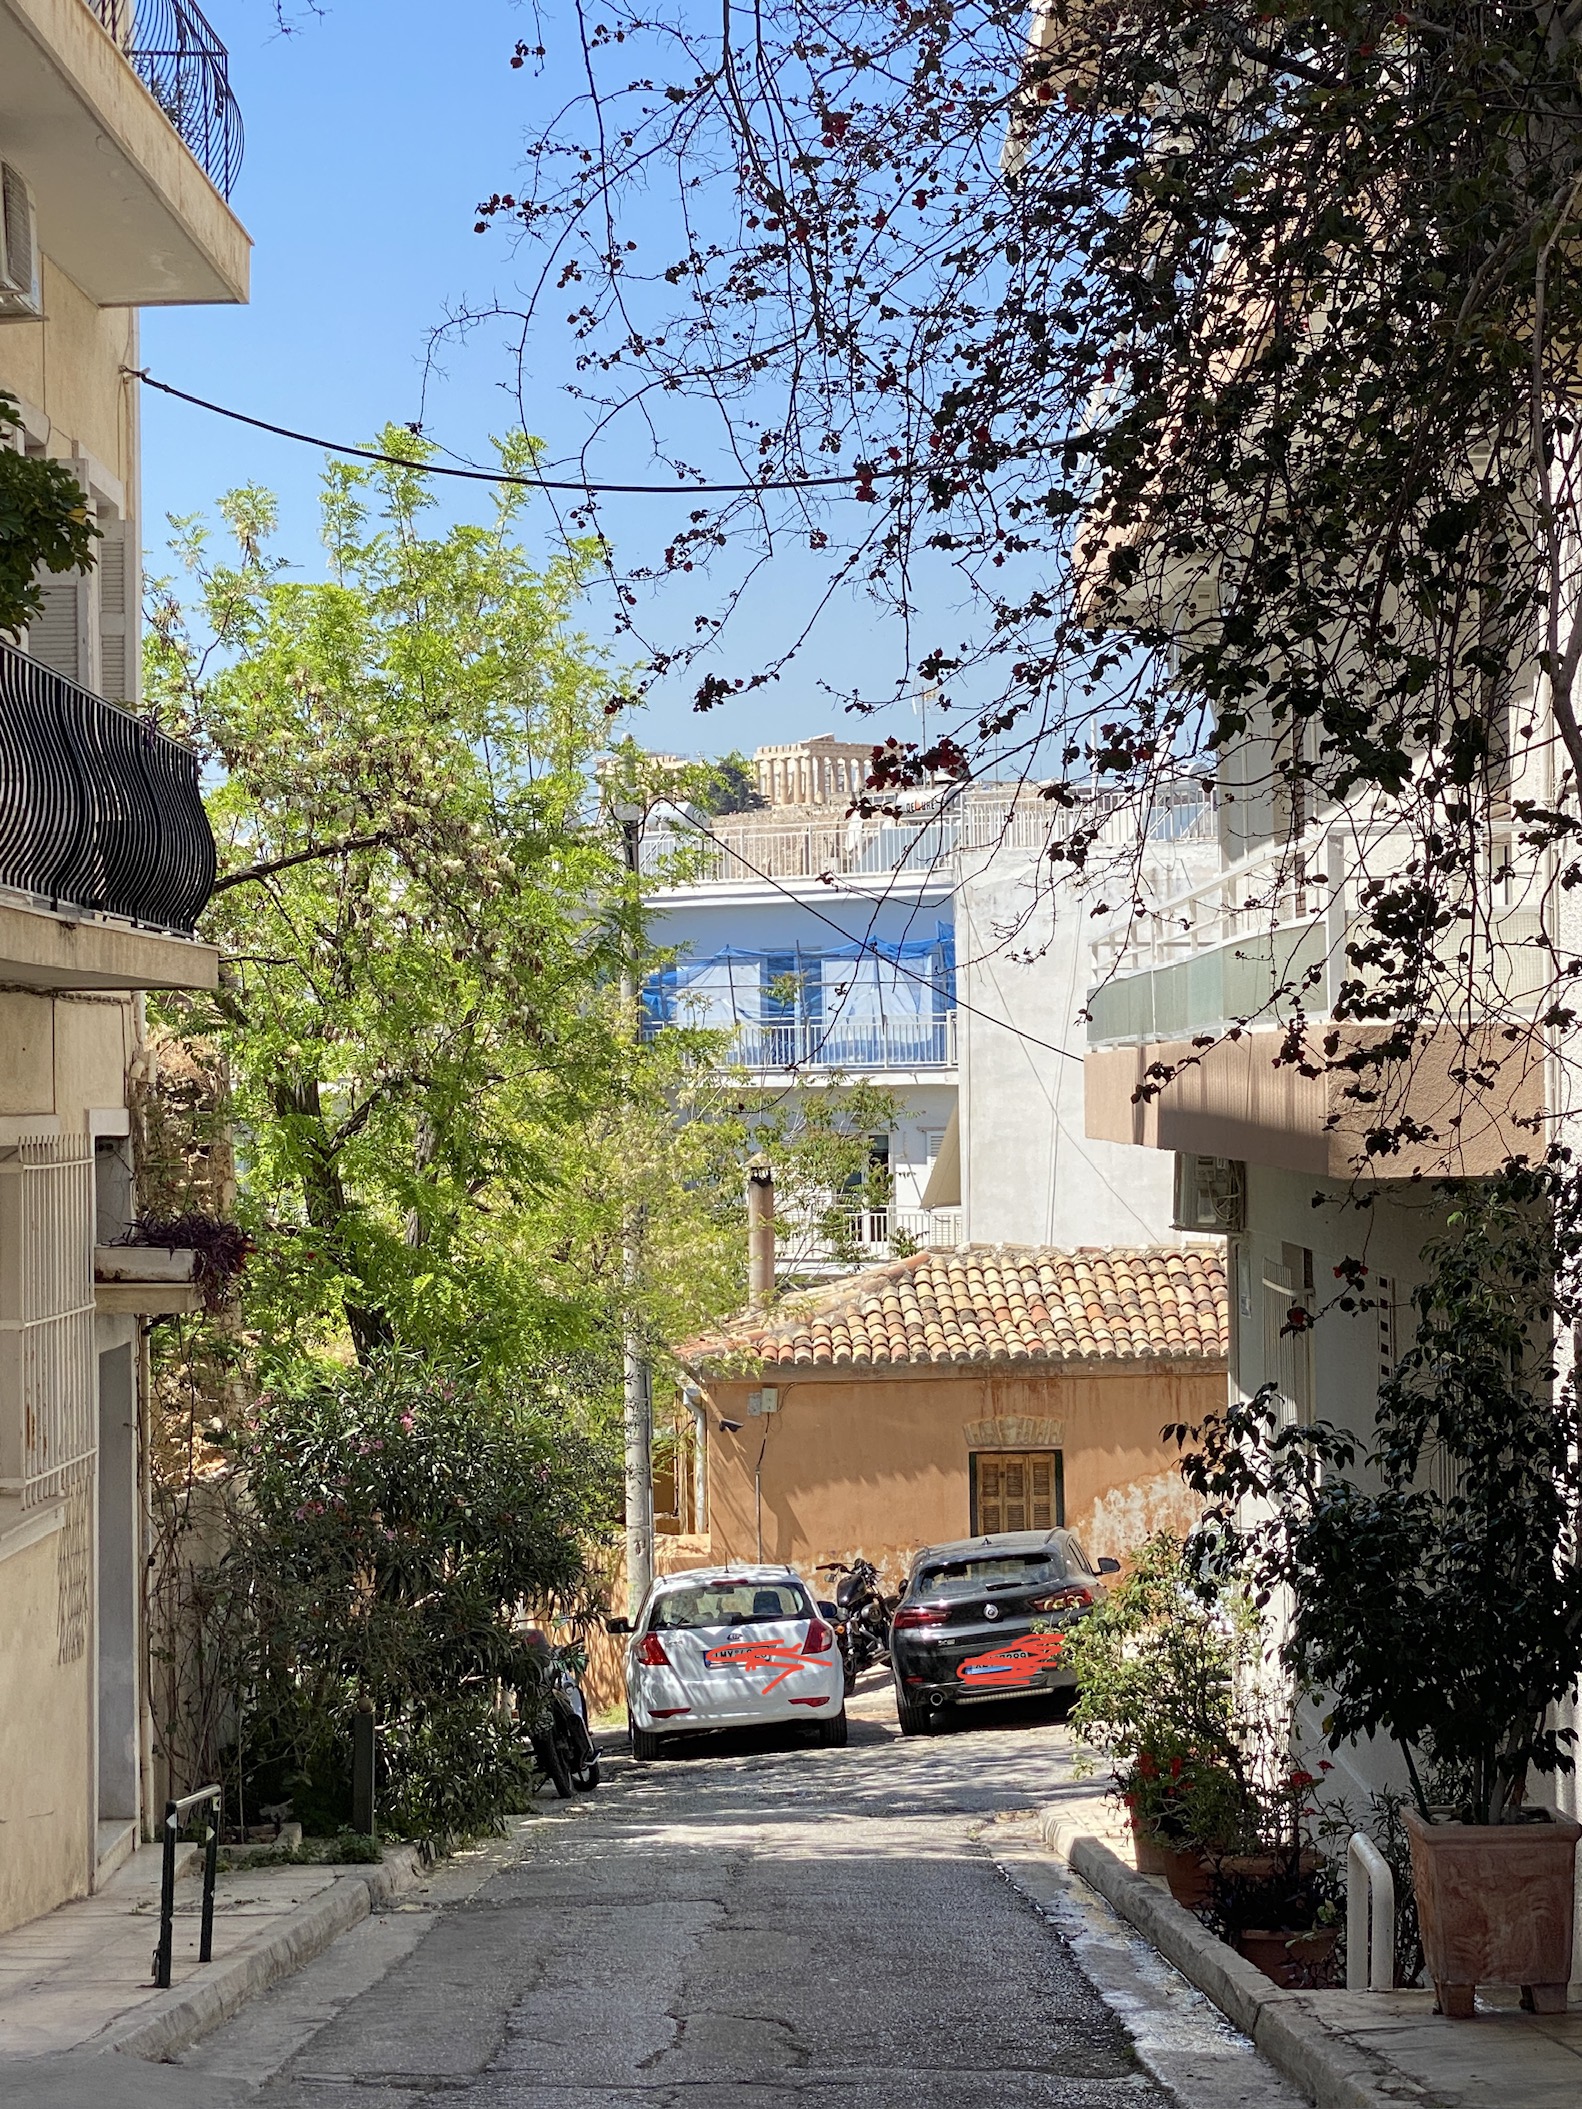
[1038,1809,1446,2109]
[103,1844,427,2064]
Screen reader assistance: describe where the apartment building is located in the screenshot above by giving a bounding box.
[1079,687,1561,1802]
[643,738,1214,1272]
[0,0,245,1932]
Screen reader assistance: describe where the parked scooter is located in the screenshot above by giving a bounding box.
[517,1627,601,1798]
[816,1559,896,1693]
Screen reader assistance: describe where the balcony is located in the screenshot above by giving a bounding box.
[88,0,242,199]
[1083,823,1550,1179]
[646,934,958,1077]
[720,1012,957,1076]
[842,1204,962,1254]
[650,780,1216,889]
[772,1204,964,1278]
[0,0,249,306]
[0,639,219,989]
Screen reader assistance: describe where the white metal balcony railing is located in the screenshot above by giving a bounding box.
[650,781,1217,886]
[774,1205,964,1269]
[1086,823,1549,1046]
[722,1011,958,1073]
[843,1205,963,1253]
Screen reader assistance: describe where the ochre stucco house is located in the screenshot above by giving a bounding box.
[679,1244,1228,1584]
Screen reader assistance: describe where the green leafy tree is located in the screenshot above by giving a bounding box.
[0,392,97,636]
[145,444,907,1390]
[146,437,633,1371]
[699,751,767,816]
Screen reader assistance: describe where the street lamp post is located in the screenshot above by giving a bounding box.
[612,799,654,1619]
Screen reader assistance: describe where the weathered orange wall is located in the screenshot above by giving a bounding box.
[699,1362,1224,1590]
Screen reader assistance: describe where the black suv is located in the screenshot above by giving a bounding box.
[888,1528,1117,1735]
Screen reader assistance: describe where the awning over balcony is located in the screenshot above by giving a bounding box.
[0,639,218,990]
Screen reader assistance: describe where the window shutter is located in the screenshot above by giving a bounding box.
[28,575,82,683]
[97,521,133,704]
[1029,1455,1054,1530]
[971,1450,1062,1536]
[977,1456,1004,1533]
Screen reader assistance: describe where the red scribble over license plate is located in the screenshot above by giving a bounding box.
[955,1632,1065,1688]
[702,1638,810,1694]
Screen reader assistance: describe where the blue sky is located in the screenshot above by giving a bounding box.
[140,0,934,762]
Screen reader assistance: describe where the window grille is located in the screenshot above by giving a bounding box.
[0,1137,97,1509]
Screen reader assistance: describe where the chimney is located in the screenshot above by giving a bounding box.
[746,1156,775,1310]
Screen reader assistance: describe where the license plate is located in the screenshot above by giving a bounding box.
[953,1633,1065,1690]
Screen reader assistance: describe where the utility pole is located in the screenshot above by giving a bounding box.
[612,797,653,1619]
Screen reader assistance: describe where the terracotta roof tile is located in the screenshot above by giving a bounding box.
[680,1244,1228,1373]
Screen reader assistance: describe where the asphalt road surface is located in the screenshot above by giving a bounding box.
[176,1681,1301,2109]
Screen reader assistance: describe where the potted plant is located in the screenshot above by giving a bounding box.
[1063,1536,1260,1903]
[1209,1766,1340,1986]
[1176,1169,1582,2017]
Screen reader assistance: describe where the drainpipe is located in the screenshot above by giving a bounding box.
[747,1157,775,1310]
[682,1382,708,1537]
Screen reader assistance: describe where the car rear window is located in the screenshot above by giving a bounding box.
[914,1553,1063,1593]
[649,1581,812,1630]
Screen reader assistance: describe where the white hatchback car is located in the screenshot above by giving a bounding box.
[616,1564,847,1760]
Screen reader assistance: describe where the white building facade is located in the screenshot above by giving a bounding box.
[644,739,1215,1270]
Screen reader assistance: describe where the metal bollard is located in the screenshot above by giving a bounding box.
[152,1784,223,1989]
[1346,1831,1396,1991]
[352,1697,377,1837]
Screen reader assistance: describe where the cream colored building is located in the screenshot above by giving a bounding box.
[0,0,246,1935]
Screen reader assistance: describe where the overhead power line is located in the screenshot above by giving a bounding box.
[130,370,904,499]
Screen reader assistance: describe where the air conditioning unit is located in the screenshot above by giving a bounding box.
[1172,1152,1246,1234]
[0,165,41,321]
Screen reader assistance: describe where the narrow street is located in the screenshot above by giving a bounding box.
[171,1688,1299,2109]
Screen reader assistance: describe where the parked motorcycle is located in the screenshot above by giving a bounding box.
[816,1559,896,1693]
[517,1627,601,1798]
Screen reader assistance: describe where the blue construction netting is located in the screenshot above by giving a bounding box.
[644,926,956,1068]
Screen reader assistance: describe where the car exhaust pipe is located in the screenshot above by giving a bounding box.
[928,1691,948,1708]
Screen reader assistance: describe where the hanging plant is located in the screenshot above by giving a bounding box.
[125,1212,254,1313]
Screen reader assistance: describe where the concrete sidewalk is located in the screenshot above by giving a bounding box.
[0,1837,424,2071]
[1039,1794,1582,2109]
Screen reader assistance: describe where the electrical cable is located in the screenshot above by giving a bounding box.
[130,369,907,499]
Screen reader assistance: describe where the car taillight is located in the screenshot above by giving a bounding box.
[635,1631,671,1666]
[802,1617,836,1655]
[1030,1586,1093,1615]
[891,1604,947,1631]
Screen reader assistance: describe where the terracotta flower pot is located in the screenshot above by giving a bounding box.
[1235,1925,1339,1989]
[1129,1810,1173,1876]
[1161,1845,1212,1908]
[1216,1848,1323,1882]
[1404,1806,1581,2017]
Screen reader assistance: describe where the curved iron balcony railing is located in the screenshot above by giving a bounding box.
[88,0,244,200]
[0,641,216,934]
